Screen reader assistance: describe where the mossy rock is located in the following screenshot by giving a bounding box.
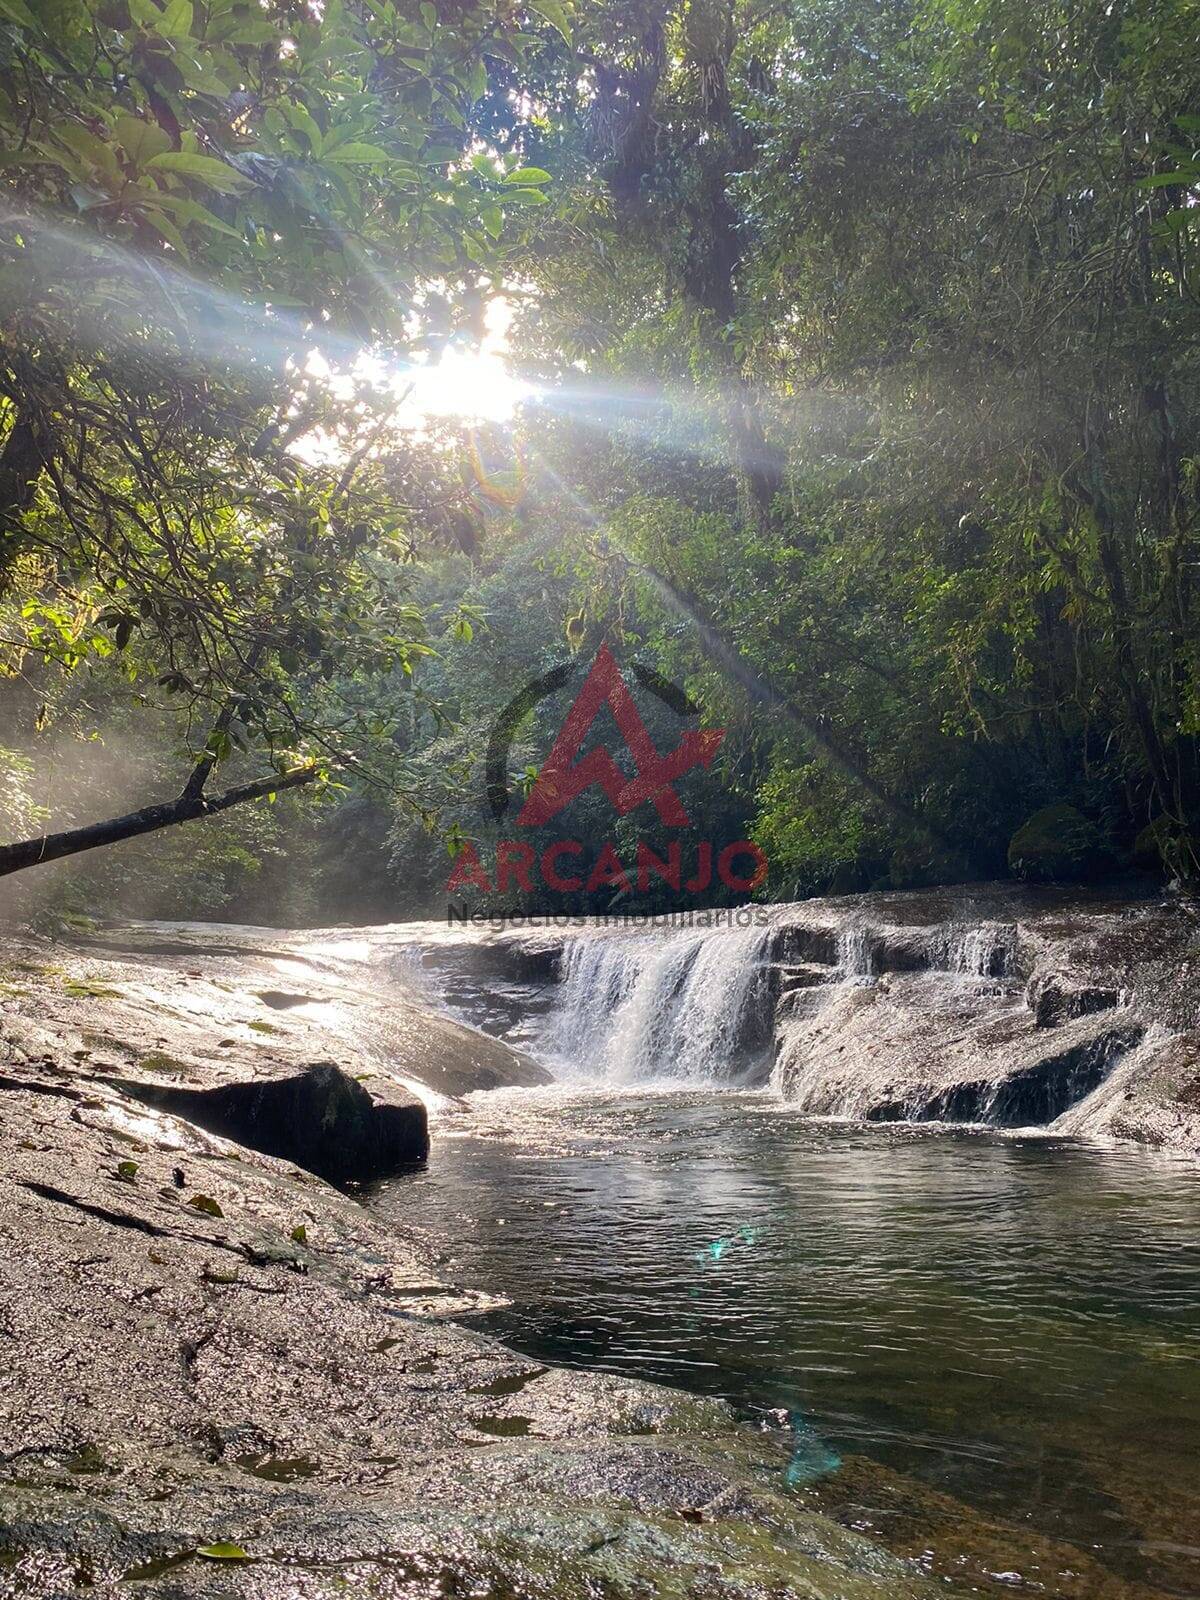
[1007,804,1107,883]
[1132,815,1182,874]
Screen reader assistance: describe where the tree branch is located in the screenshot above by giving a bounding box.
[0,765,320,878]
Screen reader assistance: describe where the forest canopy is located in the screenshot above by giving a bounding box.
[1,0,1199,921]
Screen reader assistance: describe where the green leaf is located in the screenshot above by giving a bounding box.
[481,204,502,239]
[290,1223,307,1244]
[142,192,243,238]
[196,1544,251,1561]
[116,1160,139,1181]
[56,124,122,184]
[158,0,192,36]
[115,114,173,168]
[501,185,549,205]
[323,142,390,165]
[187,1193,224,1217]
[148,151,253,192]
[503,167,551,185]
[223,18,277,41]
[281,101,324,157]
[527,0,571,43]
[1139,170,1197,189]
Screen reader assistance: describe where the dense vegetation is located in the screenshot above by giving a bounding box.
[1,0,1198,921]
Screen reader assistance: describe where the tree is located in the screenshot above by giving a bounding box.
[495,0,1200,888]
[0,0,559,876]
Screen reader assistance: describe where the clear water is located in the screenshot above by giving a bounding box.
[386,1087,1200,1599]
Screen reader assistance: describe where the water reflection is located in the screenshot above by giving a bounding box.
[385,1088,1200,1598]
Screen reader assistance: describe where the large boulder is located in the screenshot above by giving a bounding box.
[1007,804,1107,882]
[111,1061,427,1184]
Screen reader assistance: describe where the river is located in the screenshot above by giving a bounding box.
[385,1085,1200,1597]
[70,900,1200,1596]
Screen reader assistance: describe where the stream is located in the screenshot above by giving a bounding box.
[92,901,1200,1596]
[386,1084,1200,1598]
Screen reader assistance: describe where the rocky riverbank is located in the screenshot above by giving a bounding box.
[462,884,1200,1156]
[0,921,943,1600]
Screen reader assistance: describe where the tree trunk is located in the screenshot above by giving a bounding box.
[0,766,319,878]
[0,409,48,583]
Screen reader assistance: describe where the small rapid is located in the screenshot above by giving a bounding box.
[528,910,1059,1117]
[339,884,1180,1141]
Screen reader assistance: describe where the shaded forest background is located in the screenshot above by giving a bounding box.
[1,0,1198,924]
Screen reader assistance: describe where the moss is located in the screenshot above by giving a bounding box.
[136,1051,190,1076]
[1007,804,1108,883]
[61,979,119,1000]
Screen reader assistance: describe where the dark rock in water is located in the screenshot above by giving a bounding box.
[111,1062,428,1183]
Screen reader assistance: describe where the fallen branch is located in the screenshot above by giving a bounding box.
[0,764,320,878]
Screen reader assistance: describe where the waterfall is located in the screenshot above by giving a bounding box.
[836,925,875,980]
[416,892,1137,1129]
[948,922,1015,978]
[547,925,774,1085]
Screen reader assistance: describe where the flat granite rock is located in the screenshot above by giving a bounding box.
[0,1049,944,1600]
[0,921,550,1111]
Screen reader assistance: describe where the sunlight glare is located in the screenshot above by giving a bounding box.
[399,344,532,425]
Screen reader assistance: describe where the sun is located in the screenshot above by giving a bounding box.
[395,296,532,426]
[400,344,532,425]
[294,300,531,465]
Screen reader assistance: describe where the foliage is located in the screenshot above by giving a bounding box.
[1008,804,1110,884]
[0,0,559,875]
[491,0,1200,892]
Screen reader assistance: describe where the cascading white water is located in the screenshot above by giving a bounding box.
[949,922,1015,978]
[837,925,875,980]
[414,895,1139,1129]
[546,916,1018,1092]
[548,924,775,1084]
